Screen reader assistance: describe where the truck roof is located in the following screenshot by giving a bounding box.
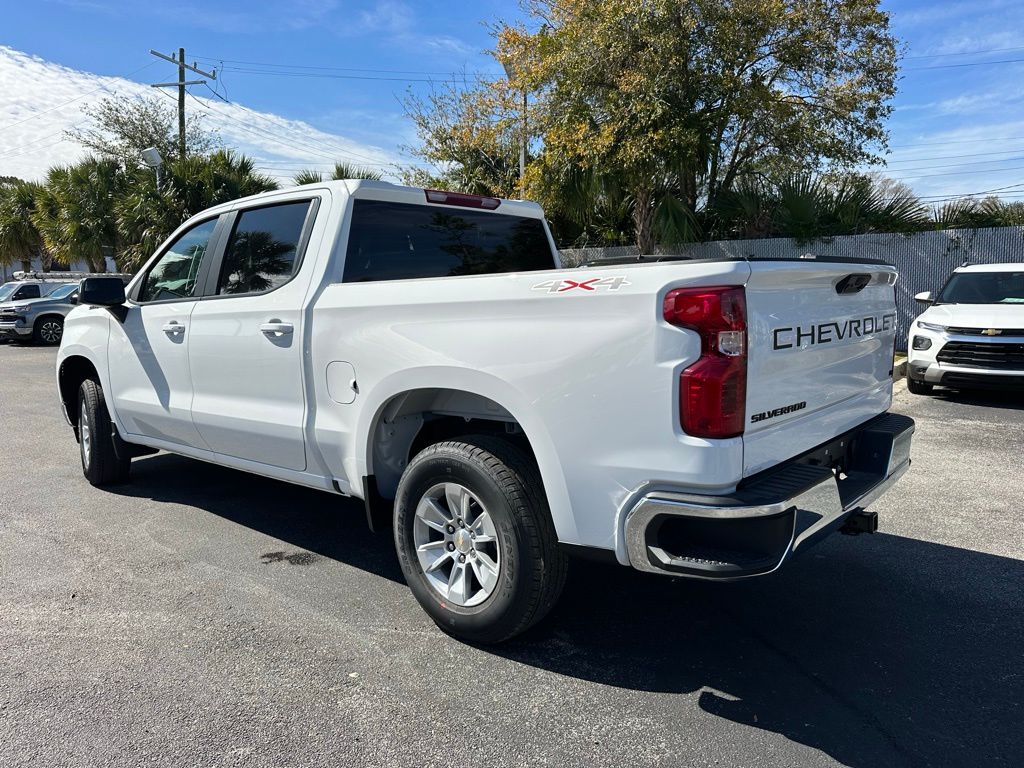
[955,262,1024,273]
[200,179,546,220]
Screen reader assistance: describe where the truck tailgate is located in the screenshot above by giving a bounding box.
[743,260,897,476]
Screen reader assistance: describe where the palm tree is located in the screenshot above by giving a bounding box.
[292,161,384,186]
[292,169,325,186]
[117,150,278,272]
[0,179,46,270]
[32,159,124,272]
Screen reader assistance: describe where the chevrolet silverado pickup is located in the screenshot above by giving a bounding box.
[56,180,914,642]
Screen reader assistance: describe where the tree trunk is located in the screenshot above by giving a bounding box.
[20,259,32,272]
[633,187,656,254]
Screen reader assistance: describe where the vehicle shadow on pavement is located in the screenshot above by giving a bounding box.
[112,453,404,583]
[930,388,1024,410]
[109,453,1022,767]
[497,535,1024,768]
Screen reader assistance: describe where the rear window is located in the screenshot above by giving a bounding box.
[342,199,555,283]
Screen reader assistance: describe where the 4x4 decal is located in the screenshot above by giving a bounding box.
[532,276,631,294]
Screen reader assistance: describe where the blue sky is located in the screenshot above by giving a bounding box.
[2,0,1024,203]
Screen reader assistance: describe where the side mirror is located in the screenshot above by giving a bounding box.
[914,291,934,305]
[78,277,126,307]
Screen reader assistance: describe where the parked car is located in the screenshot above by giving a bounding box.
[55,180,914,643]
[907,263,1024,394]
[0,272,131,345]
[0,277,66,303]
[0,282,80,345]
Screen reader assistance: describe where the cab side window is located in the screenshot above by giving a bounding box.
[216,201,312,296]
[138,218,219,303]
[15,285,41,300]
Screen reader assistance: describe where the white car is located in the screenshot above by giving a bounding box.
[56,180,914,642]
[907,263,1024,395]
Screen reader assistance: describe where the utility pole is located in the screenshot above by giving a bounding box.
[501,60,528,199]
[149,48,216,160]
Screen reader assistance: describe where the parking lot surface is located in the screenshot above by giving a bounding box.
[1,343,1022,768]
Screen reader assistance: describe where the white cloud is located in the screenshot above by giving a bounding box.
[356,0,414,35]
[0,46,404,185]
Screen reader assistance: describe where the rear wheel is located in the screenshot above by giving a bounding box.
[906,375,933,395]
[394,436,567,644]
[33,316,64,346]
[78,378,131,486]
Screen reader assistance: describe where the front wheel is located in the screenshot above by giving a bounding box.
[394,436,567,644]
[33,316,64,346]
[78,379,131,486]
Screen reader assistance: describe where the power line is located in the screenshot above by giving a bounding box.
[0,60,158,132]
[184,92,400,169]
[215,66,490,84]
[890,135,1024,149]
[904,56,1024,71]
[192,55,498,77]
[904,45,1024,60]
[884,154,1024,173]
[0,121,94,159]
[891,163,1024,180]
[883,146,1024,164]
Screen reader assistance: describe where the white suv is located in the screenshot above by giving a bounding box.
[907,263,1024,394]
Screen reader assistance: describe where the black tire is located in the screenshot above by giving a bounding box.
[77,378,131,486]
[394,436,568,644]
[33,315,64,346]
[906,375,933,395]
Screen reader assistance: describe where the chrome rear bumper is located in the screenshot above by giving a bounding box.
[624,413,915,578]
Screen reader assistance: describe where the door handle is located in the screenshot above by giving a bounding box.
[260,321,294,336]
[162,321,185,336]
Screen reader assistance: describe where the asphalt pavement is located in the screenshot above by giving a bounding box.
[1,343,1022,768]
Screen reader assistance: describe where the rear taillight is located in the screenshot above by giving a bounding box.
[663,286,747,438]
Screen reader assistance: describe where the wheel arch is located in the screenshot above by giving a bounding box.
[357,372,576,543]
[57,354,101,430]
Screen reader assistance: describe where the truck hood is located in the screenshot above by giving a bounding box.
[918,303,1024,329]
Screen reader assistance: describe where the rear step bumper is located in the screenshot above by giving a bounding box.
[624,413,915,579]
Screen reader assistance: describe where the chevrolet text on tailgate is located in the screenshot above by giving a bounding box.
[56,180,914,643]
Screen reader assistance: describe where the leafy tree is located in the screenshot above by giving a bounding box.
[117,150,278,271]
[0,179,47,270]
[401,79,522,198]
[68,94,220,166]
[407,0,899,251]
[292,161,384,185]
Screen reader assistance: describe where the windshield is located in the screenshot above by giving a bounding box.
[937,271,1024,304]
[0,283,18,302]
[45,283,79,299]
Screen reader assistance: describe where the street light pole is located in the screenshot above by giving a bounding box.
[141,147,164,191]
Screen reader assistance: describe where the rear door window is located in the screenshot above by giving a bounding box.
[216,201,313,295]
[342,199,555,283]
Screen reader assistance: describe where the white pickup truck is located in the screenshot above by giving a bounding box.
[57,180,914,642]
